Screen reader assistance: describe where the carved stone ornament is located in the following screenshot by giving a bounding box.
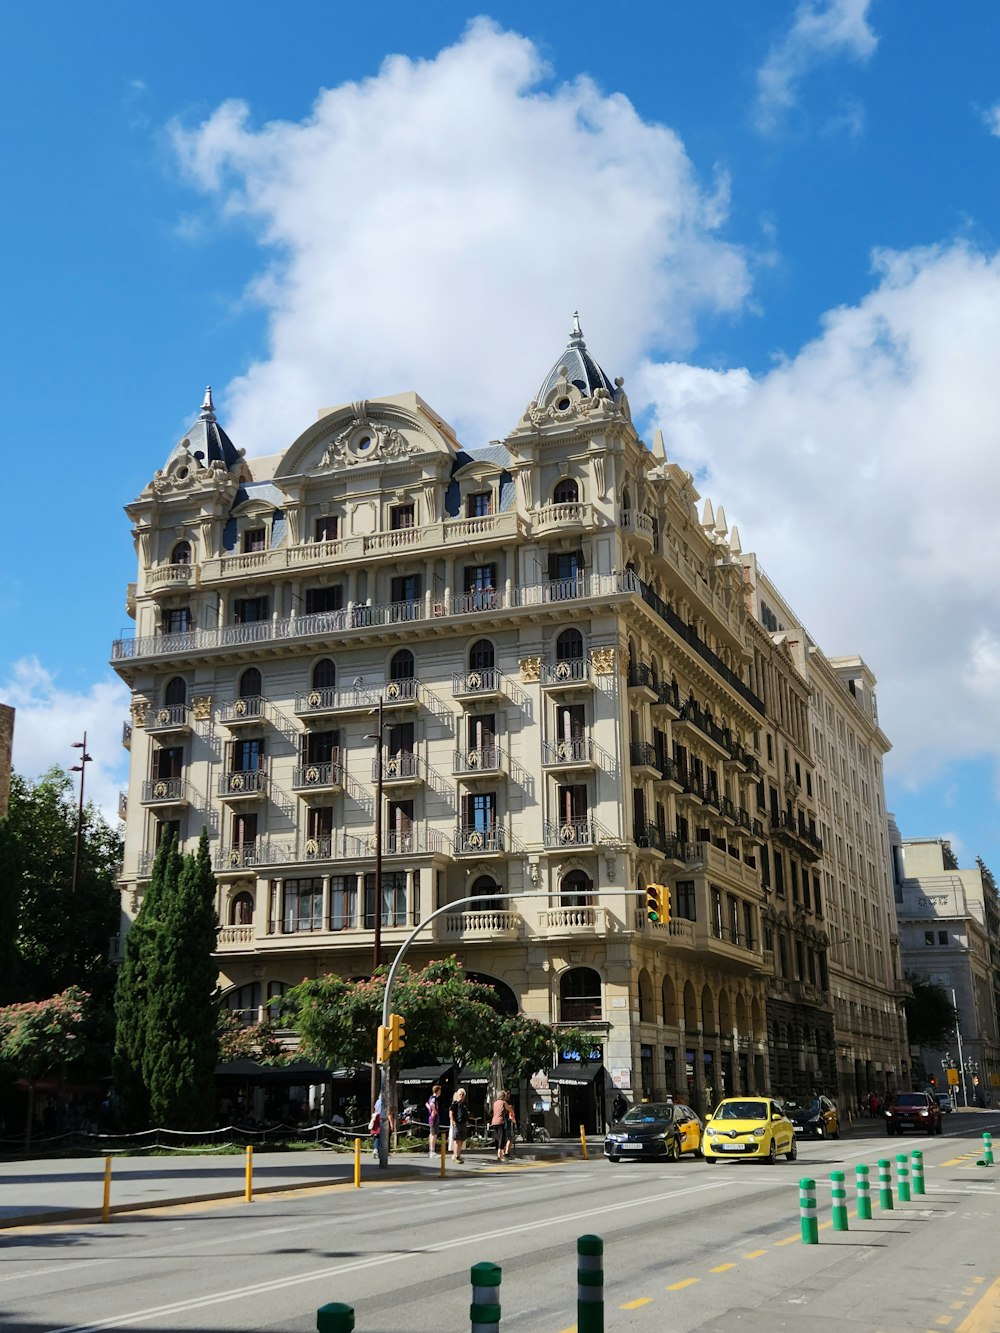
[191,695,213,722]
[131,697,149,726]
[519,656,542,684]
[319,419,416,470]
[590,647,617,676]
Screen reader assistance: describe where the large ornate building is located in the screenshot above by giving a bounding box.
[112,320,908,1128]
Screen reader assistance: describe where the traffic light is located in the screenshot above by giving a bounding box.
[387,1011,406,1055]
[646,884,663,923]
[376,1024,389,1063]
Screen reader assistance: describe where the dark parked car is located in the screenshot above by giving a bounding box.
[933,1091,953,1114]
[783,1095,841,1139]
[884,1091,943,1135]
[604,1101,702,1162]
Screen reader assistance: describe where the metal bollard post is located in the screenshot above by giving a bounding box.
[577,1235,604,1333]
[470,1262,501,1333]
[877,1159,893,1210]
[317,1302,355,1333]
[799,1178,819,1245]
[983,1133,994,1167]
[579,1124,589,1160]
[440,1137,447,1179]
[830,1171,849,1231]
[910,1150,925,1196]
[245,1144,253,1203]
[895,1153,911,1203]
[353,1137,362,1188]
[855,1164,872,1220]
[102,1155,112,1223]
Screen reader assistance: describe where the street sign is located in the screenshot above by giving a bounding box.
[947,1067,959,1086]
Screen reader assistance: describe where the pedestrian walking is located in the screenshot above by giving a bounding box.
[427,1083,443,1156]
[450,1087,470,1163]
[490,1088,508,1162]
[868,1091,881,1118]
[503,1092,517,1159]
[612,1093,628,1123]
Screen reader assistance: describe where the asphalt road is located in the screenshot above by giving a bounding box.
[4,1114,1000,1333]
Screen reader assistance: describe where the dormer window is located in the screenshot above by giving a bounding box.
[315,515,339,542]
[466,491,493,519]
[171,541,191,565]
[243,527,266,554]
[391,504,415,531]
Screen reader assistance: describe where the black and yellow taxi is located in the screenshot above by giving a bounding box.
[783,1095,841,1139]
[604,1100,703,1162]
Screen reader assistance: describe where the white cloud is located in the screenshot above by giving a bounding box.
[983,102,1000,137]
[3,658,130,825]
[636,241,1000,781]
[171,18,750,452]
[755,0,877,132]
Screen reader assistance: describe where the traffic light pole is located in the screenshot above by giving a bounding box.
[375,885,651,1168]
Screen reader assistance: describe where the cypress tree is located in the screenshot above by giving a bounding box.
[145,830,220,1129]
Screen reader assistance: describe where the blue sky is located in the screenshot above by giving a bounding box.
[2,1,999,871]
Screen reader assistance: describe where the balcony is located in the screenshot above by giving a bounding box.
[626,663,657,702]
[144,704,191,736]
[442,908,522,941]
[146,562,198,592]
[453,668,504,701]
[295,684,379,717]
[650,681,681,715]
[724,737,760,775]
[537,905,608,935]
[122,721,132,750]
[453,746,505,777]
[217,925,255,949]
[633,823,682,859]
[219,695,267,727]
[215,841,294,872]
[620,509,655,546]
[676,771,705,803]
[380,677,420,709]
[218,769,268,801]
[543,818,609,849]
[541,659,591,689]
[697,922,765,970]
[140,777,190,807]
[542,737,598,770]
[651,756,683,790]
[372,752,423,786]
[629,741,659,778]
[770,811,823,862]
[680,840,760,890]
[531,501,595,536]
[676,701,731,757]
[292,759,343,793]
[118,792,128,820]
[454,826,514,856]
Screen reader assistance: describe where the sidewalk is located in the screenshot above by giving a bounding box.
[0,1141,578,1228]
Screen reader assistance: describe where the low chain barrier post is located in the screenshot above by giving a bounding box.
[101,1155,112,1223]
[354,1137,362,1188]
[895,1153,911,1203]
[577,1234,604,1333]
[579,1125,589,1160]
[910,1150,925,1196]
[245,1144,253,1203]
[855,1164,872,1220]
[830,1171,848,1231]
[877,1159,893,1211]
[440,1137,447,1179]
[317,1301,355,1333]
[470,1262,501,1333]
[799,1178,818,1245]
[982,1132,994,1167]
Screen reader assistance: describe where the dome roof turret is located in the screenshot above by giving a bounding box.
[535,313,621,404]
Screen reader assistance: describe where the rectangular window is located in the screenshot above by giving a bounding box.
[164,607,191,635]
[390,504,415,530]
[231,737,266,772]
[364,870,407,928]
[938,930,948,945]
[155,818,181,847]
[462,790,497,833]
[462,564,498,609]
[728,894,740,943]
[556,783,588,827]
[390,573,423,604]
[388,721,414,757]
[760,844,771,889]
[314,515,339,542]
[386,800,414,853]
[329,875,356,930]
[711,887,723,939]
[766,733,774,762]
[639,1045,654,1097]
[243,527,266,553]
[300,730,339,764]
[305,586,343,614]
[466,491,493,518]
[232,811,257,848]
[467,714,496,758]
[675,880,696,920]
[234,596,270,624]
[547,551,584,598]
[152,746,183,780]
[283,878,323,933]
[743,902,755,950]
[773,850,785,896]
[307,806,333,842]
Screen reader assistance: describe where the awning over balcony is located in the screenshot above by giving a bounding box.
[547,1062,605,1086]
[396,1064,453,1086]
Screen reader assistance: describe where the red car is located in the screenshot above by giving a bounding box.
[884,1091,943,1136]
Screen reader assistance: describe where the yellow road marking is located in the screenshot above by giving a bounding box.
[957,1273,1000,1332]
[818,1220,832,1231]
[972,1277,987,1285]
[774,1235,800,1246]
[710,1263,736,1273]
[937,1317,953,1327]
[951,1302,967,1310]
[941,1159,965,1167]
[556,1326,576,1333]
[667,1278,700,1291]
[620,1298,652,1309]
[743,1249,768,1259]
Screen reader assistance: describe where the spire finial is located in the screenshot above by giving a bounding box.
[200,386,216,422]
[570,311,584,344]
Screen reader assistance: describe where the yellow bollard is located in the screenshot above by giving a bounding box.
[101,1155,112,1222]
[579,1124,589,1160]
[245,1144,253,1203]
[440,1136,447,1179]
[354,1136,362,1188]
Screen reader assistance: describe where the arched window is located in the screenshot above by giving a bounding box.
[239,667,262,699]
[559,967,602,1023]
[312,658,336,690]
[171,540,191,565]
[469,639,495,671]
[560,868,592,908]
[225,982,260,1027]
[164,676,187,706]
[230,892,254,925]
[466,972,519,1016]
[555,628,584,661]
[390,649,414,680]
[470,875,502,912]
[553,478,579,505]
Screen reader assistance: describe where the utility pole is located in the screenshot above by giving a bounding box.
[952,988,969,1108]
[68,733,93,985]
[367,698,386,1118]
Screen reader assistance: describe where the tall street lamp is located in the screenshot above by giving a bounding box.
[366,697,387,1120]
[68,733,93,985]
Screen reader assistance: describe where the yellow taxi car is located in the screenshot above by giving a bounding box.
[604,1100,703,1162]
[702,1096,797,1164]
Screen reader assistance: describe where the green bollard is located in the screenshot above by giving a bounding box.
[577,1235,604,1333]
[910,1150,925,1196]
[855,1164,872,1220]
[830,1170,848,1231]
[470,1262,502,1333]
[877,1159,893,1210]
[983,1133,994,1167]
[799,1177,819,1245]
[895,1153,911,1203]
[317,1304,355,1333]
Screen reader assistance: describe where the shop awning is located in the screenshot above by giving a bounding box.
[547,1062,605,1086]
[397,1064,452,1086]
[457,1067,490,1086]
[215,1059,336,1084]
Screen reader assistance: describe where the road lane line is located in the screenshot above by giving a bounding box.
[666,1278,700,1291]
[709,1263,735,1273]
[743,1250,767,1259]
[620,1298,652,1308]
[773,1235,800,1246]
[956,1272,1000,1332]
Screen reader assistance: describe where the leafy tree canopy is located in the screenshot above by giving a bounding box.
[0,987,89,1082]
[904,974,958,1048]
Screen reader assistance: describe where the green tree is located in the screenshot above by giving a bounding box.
[904,974,958,1047]
[0,987,88,1145]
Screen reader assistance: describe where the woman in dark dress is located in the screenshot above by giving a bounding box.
[450,1087,469,1163]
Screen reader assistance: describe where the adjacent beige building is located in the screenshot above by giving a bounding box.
[112,322,908,1126]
